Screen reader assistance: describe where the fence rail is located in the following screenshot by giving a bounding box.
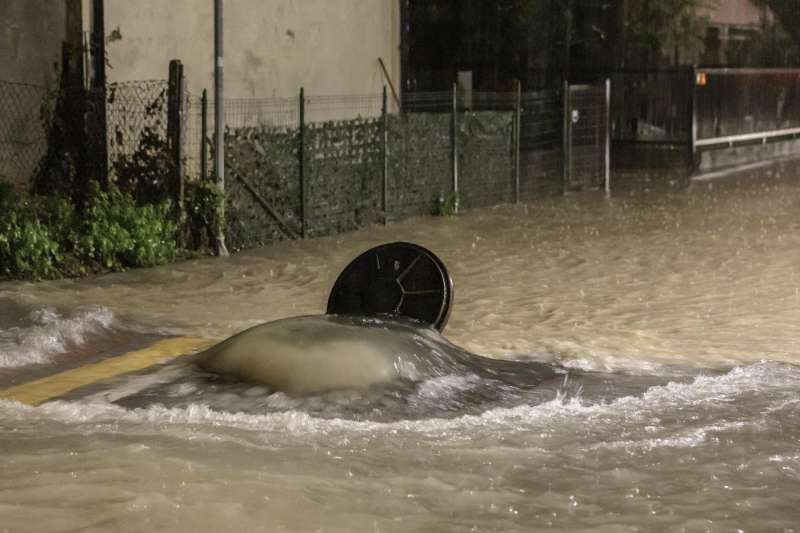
[611,67,800,163]
[695,68,800,146]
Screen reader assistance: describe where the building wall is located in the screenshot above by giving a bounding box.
[102,0,401,100]
[702,0,773,65]
[0,1,70,86]
[0,1,80,186]
[707,0,770,28]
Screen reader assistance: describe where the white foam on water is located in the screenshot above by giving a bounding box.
[415,373,482,399]
[2,361,796,444]
[591,420,752,453]
[556,353,681,375]
[0,305,115,368]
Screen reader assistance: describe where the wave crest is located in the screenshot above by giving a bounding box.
[0,306,115,368]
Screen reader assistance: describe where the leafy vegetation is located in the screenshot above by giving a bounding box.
[113,126,174,205]
[77,182,176,271]
[436,192,460,216]
[749,0,800,66]
[754,0,800,50]
[615,0,715,67]
[406,0,795,84]
[0,180,177,280]
[184,180,225,252]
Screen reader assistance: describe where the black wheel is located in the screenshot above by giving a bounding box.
[327,242,454,332]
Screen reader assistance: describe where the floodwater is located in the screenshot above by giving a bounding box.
[2,164,800,531]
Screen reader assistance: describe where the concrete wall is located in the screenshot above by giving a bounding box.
[0,1,77,185]
[0,1,68,86]
[698,138,800,173]
[103,0,401,100]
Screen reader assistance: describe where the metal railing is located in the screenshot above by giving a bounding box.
[610,67,800,166]
[694,68,800,148]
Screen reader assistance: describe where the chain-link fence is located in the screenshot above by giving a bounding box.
[216,94,387,248]
[390,92,453,221]
[519,90,564,199]
[189,87,581,252]
[104,80,174,201]
[0,81,49,187]
[0,77,173,204]
[304,95,384,236]
[3,75,613,254]
[459,92,515,208]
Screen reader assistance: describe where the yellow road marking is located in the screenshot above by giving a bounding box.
[0,337,216,406]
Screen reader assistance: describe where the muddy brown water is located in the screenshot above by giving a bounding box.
[1,165,800,531]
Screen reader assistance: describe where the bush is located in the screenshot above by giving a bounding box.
[0,180,178,280]
[77,182,177,270]
[0,183,64,279]
[436,192,460,216]
[184,180,224,252]
[0,211,63,280]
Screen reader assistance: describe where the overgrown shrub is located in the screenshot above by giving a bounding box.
[0,211,63,280]
[184,180,224,252]
[113,127,174,205]
[77,182,176,270]
[436,192,460,216]
[0,180,177,280]
[0,183,63,279]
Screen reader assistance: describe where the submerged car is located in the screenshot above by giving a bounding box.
[198,242,558,394]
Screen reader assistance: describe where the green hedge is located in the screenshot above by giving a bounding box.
[0,181,178,280]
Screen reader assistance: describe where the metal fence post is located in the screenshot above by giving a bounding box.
[604,78,611,196]
[382,85,389,224]
[213,0,229,256]
[299,87,306,238]
[167,59,185,214]
[177,64,185,211]
[91,0,108,188]
[689,65,698,168]
[451,82,459,212]
[201,89,208,182]
[514,79,521,204]
[562,79,570,195]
